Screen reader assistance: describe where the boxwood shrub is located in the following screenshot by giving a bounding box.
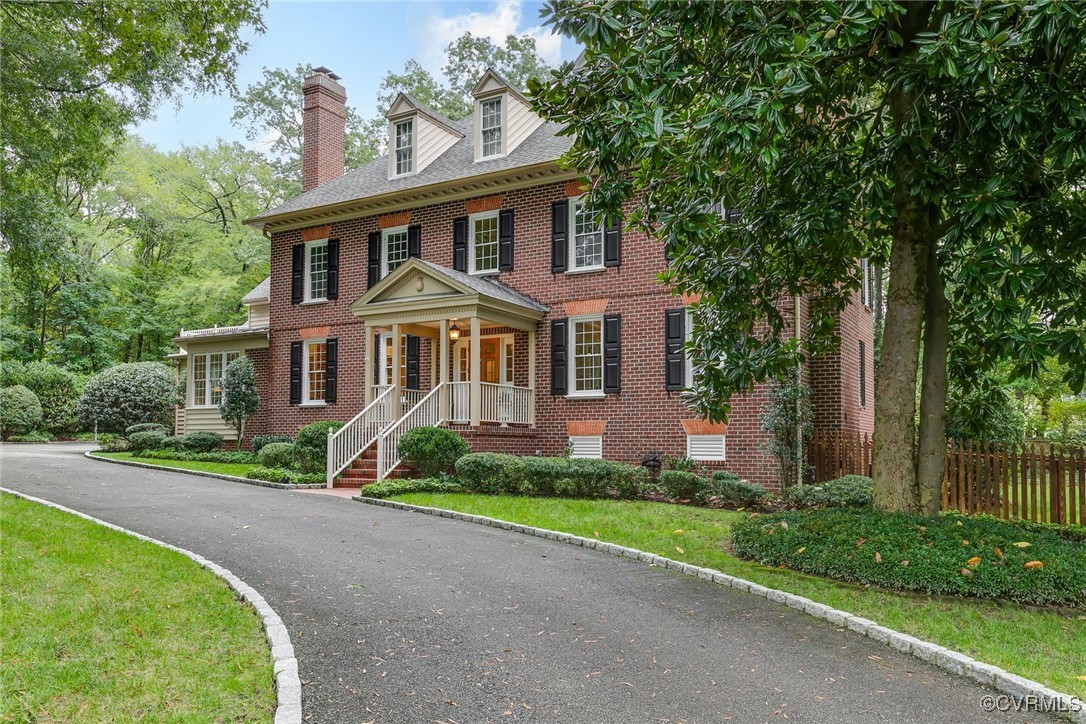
[361,477,467,499]
[710,471,768,507]
[128,430,167,452]
[455,452,523,495]
[181,431,224,453]
[731,508,1086,606]
[258,442,297,470]
[659,470,706,502]
[397,427,469,477]
[294,421,344,473]
[245,467,324,485]
[455,453,645,499]
[139,449,258,465]
[1,385,43,440]
[252,435,294,453]
[788,475,873,509]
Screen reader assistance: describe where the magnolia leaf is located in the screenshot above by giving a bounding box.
[796,546,806,554]
[993,547,1003,559]
[900,560,909,566]
[874,551,882,563]
[1013,541,1031,548]
[1023,561,1044,570]
[966,556,982,567]
[675,546,684,554]
[780,521,789,531]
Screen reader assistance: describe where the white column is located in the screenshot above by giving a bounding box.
[469,315,481,426]
[527,327,536,426]
[364,324,375,405]
[391,323,402,417]
[439,319,449,421]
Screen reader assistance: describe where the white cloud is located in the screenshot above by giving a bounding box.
[422,1,563,76]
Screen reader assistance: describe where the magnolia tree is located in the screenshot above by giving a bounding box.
[219,356,259,450]
[76,362,174,433]
[531,1,1086,514]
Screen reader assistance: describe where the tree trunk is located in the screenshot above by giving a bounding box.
[915,238,949,516]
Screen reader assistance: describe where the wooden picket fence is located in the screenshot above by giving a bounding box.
[805,431,1086,527]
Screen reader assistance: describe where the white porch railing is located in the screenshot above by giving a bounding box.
[480,383,533,426]
[448,381,470,423]
[326,385,394,487]
[376,382,446,481]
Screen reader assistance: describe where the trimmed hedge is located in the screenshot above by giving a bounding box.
[659,470,706,502]
[361,477,467,499]
[1,385,43,440]
[251,435,294,453]
[454,453,646,499]
[397,427,469,477]
[139,449,258,465]
[245,467,324,485]
[258,442,296,469]
[731,508,1086,606]
[128,430,167,452]
[181,431,223,453]
[710,471,768,507]
[788,475,873,509]
[1,361,84,435]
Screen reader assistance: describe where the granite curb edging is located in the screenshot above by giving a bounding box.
[85,451,325,490]
[355,495,1084,723]
[2,487,303,724]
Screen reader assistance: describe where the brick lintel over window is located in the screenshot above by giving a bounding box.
[300,225,331,242]
[379,211,412,229]
[465,194,503,214]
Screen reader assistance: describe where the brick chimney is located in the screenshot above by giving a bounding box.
[302,67,346,192]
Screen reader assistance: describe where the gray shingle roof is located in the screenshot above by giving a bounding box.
[416,260,548,313]
[250,119,572,223]
[241,276,270,304]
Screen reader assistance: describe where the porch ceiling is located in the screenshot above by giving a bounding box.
[349,258,547,332]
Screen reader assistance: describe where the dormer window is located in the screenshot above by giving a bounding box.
[394,120,413,176]
[480,97,502,158]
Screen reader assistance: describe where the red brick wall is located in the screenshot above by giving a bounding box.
[809,290,876,435]
[249,179,872,490]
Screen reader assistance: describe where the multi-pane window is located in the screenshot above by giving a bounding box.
[470,212,499,274]
[571,317,603,395]
[306,240,328,301]
[570,199,604,271]
[394,120,413,175]
[191,351,240,407]
[305,341,327,404]
[380,334,407,385]
[383,227,409,276]
[481,98,502,157]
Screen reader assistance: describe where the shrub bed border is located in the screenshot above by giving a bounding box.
[354,494,1085,723]
[1,487,303,724]
[85,452,325,490]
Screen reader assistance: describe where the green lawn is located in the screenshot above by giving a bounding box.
[94,451,258,478]
[394,492,1086,697]
[1,493,274,721]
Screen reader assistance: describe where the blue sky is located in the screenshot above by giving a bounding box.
[133,0,579,152]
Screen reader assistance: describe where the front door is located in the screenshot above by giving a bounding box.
[480,338,500,383]
[454,335,514,384]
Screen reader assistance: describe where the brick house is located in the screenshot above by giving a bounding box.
[172,67,874,489]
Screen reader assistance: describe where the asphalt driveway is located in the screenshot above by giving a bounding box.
[1,443,1047,723]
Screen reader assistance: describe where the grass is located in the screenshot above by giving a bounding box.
[94,451,257,478]
[393,492,1086,697]
[1,493,273,721]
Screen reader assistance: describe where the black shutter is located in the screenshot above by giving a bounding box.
[325,338,338,404]
[405,335,420,390]
[326,238,340,300]
[291,245,305,304]
[551,200,568,273]
[367,231,381,289]
[550,318,568,395]
[603,314,621,394]
[665,309,686,391]
[452,216,468,272]
[498,209,514,271]
[408,225,422,259]
[604,215,622,267]
[289,341,303,404]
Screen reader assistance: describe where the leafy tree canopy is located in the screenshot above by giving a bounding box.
[531,0,1086,513]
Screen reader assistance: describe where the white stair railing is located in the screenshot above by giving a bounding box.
[326,386,395,487]
[376,382,446,480]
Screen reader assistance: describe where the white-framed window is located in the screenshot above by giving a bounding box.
[305,239,328,302]
[480,97,502,157]
[394,119,413,176]
[569,197,604,272]
[860,258,874,307]
[190,351,240,407]
[303,339,327,405]
[568,435,603,459]
[569,316,604,397]
[687,435,726,461]
[469,211,499,274]
[379,333,408,386]
[382,226,410,277]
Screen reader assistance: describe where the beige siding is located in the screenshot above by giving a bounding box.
[248,303,269,327]
[183,407,236,440]
[386,114,459,177]
[505,96,543,155]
